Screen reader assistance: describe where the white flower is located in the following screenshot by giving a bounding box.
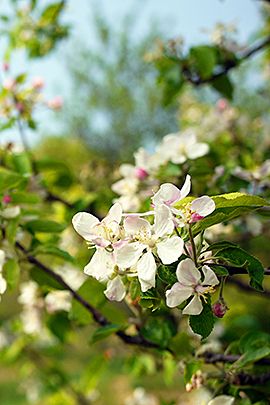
[208,395,235,405]
[0,250,7,299]
[45,290,71,313]
[1,206,21,219]
[116,206,184,292]
[166,258,219,315]
[112,177,139,197]
[104,275,126,301]
[84,248,116,282]
[152,175,191,208]
[72,203,122,248]
[156,130,209,164]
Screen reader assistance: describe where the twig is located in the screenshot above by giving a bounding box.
[200,351,270,366]
[15,241,160,350]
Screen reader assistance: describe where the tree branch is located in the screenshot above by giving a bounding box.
[184,35,270,85]
[15,241,159,350]
[227,277,270,298]
[199,351,270,366]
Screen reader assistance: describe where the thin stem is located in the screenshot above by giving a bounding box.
[175,227,190,257]
[188,225,198,267]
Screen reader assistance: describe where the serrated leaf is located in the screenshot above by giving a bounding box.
[189,300,214,339]
[91,324,123,343]
[217,247,264,291]
[158,265,177,285]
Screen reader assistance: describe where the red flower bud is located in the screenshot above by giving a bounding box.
[212,300,228,318]
[3,195,12,204]
[135,167,148,180]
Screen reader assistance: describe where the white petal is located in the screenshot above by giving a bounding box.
[156,236,184,264]
[182,295,203,315]
[153,204,174,237]
[208,395,235,405]
[0,274,7,294]
[176,258,201,285]
[84,249,114,282]
[119,163,136,178]
[104,203,122,225]
[166,283,193,308]
[104,276,126,301]
[179,174,191,199]
[1,206,20,218]
[72,212,100,240]
[186,142,209,159]
[202,265,219,286]
[0,250,5,269]
[115,242,144,269]
[152,183,182,207]
[137,251,157,292]
[124,216,151,237]
[191,196,215,217]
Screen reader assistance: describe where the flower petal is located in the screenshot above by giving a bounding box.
[166,283,193,308]
[176,258,201,285]
[156,236,184,264]
[0,250,5,269]
[179,174,191,199]
[202,265,219,286]
[153,204,174,237]
[104,203,122,225]
[115,242,145,268]
[182,295,203,315]
[208,395,235,405]
[72,212,100,241]
[191,196,215,217]
[124,216,151,237]
[0,274,7,294]
[137,251,157,292]
[152,183,182,207]
[186,142,209,159]
[84,249,114,282]
[104,276,126,301]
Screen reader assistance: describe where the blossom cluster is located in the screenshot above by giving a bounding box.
[112,130,209,211]
[73,175,219,315]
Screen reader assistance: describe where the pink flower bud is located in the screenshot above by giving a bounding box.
[15,102,25,113]
[135,167,148,180]
[216,98,228,111]
[2,62,10,72]
[2,195,12,204]
[190,212,204,223]
[32,76,44,90]
[47,96,63,110]
[212,300,228,318]
[3,78,16,91]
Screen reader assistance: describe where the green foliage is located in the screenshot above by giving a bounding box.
[3,258,20,289]
[24,219,66,234]
[91,324,124,343]
[141,314,177,348]
[189,299,214,339]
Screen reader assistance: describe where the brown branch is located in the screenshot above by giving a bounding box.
[227,277,270,298]
[184,35,270,85]
[231,371,270,386]
[15,241,159,350]
[200,351,270,366]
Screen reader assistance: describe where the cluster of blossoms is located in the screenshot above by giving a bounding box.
[0,63,63,126]
[112,130,209,211]
[73,175,219,315]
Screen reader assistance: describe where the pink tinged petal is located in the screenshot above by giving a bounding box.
[72,212,100,240]
[186,143,209,159]
[179,174,191,199]
[84,249,114,282]
[152,183,182,207]
[104,276,126,302]
[176,258,201,285]
[166,283,193,308]
[137,251,157,292]
[115,242,145,268]
[124,216,151,236]
[202,265,219,286]
[190,213,204,223]
[182,294,203,315]
[153,204,174,237]
[191,196,215,217]
[104,203,122,225]
[156,236,184,265]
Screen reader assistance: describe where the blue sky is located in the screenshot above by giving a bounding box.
[0,0,263,143]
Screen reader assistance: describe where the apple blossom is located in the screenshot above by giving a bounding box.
[166,258,219,315]
[208,395,234,405]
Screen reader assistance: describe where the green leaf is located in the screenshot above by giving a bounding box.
[0,168,25,192]
[140,288,161,310]
[141,316,177,348]
[30,266,66,290]
[212,74,234,100]
[11,191,41,204]
[91,324,123,343]
[217,247,264,291]
[158,265,177,286]
[129,279,141,301]
[11,153,32,176]
[211,265,229,276]
[189,45,217,79]
[184,360,202,384]
[46,311,70,342]
[34,245,74,263]
[25,220,66,233]
[232,347,270,370]
[3,259,20,289]
[189,300,214,339]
